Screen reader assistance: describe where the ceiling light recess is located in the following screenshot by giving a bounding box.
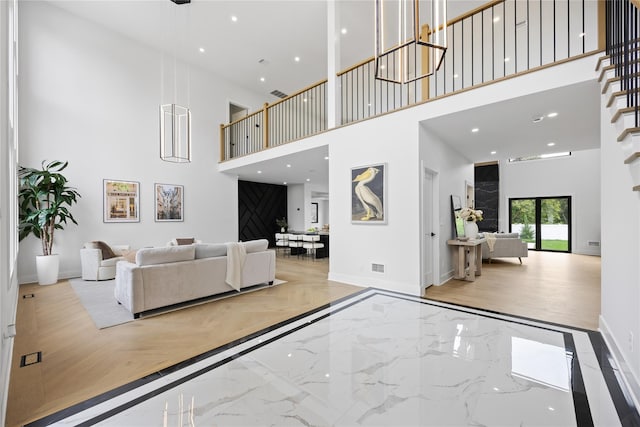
[374,0,447,84]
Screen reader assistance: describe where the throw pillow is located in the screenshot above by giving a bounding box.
[175,238,195,245]
[123,250,138,263]
[92,241,116,260]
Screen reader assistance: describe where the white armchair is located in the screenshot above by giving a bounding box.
[80,242,130,281]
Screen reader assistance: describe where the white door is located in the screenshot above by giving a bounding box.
[422,168,437,290]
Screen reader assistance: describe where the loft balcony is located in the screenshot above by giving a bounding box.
[219,0,602,164]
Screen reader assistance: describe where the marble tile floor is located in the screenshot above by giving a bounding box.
[29,289,638,426]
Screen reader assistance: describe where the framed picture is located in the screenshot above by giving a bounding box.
[311,202,318,223]
[155,183,184,222]
[103,179,140,223]
[351,163,386,224]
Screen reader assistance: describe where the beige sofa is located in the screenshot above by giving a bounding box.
[114,240,275,318]
[479,233,528,264]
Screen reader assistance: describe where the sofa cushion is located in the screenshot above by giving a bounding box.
[496,233,520,239]
[194,243,227,259]
[175,237,195,245]
[100,256,124,267]
[242,239,269,253]
[136,245,195,266]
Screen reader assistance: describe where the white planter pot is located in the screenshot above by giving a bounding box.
[36,254,59,285]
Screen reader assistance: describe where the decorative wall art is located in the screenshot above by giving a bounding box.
[351,163,386,224]
[311,202,318,223]
[155,183,184,222]
[103,179,139,223]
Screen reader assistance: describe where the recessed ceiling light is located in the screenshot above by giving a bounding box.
[341,28,347,34]
[257,170,262,174]
[578,32,586,38]
[453,73,459,78]
[260,77,265,82]
[294,56,300,62]
[231,15,238,22]
[380,64,386,70]
[547,112,558,118]
[547,142,556,146]
[199,47,205,53]
[286,164,291,168]
[471,128,479,133]
[504,57,510,62]
[303,98,308,102]
[493,16,501,23]
[324,156,329,160]
[283,181,287,185]
[306,178,311,182]
[491,151,497,155]
[532,116,544,123]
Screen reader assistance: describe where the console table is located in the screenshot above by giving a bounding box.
[447,238,486,282]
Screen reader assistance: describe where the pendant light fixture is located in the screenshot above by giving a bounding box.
[374,0,447,84]
[160,0,192,163]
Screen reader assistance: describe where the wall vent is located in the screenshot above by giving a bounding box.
[588,241,601,247]
[372,263,385,273]
[270,90,288,99]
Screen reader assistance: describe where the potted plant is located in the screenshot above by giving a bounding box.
[18,160,81,285]
[276,217,288,233]
[457,207,483,239]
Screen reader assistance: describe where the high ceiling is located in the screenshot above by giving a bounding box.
[44,0,600,187]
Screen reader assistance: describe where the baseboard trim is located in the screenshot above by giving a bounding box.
[18,269,81,286]
[327,272,421,296]
[599,315,640,410]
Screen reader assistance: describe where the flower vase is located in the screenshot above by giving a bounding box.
[281,227,286,233]
[464,221,479,239]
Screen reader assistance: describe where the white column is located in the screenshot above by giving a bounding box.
[326,0,340,129]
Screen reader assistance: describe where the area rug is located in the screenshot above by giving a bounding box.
[69,278,287,330]
[68,279,134,329]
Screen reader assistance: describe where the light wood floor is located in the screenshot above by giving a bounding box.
[6,251,600,427]
[425,250,601,330]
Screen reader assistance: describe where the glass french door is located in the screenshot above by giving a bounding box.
[509,197,571,252]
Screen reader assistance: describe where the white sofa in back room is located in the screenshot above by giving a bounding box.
[114,239,275,318]
[478,232,529,264]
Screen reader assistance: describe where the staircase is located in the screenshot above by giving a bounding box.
[599,0,640,191]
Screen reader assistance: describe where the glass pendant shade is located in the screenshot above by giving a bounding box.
[374,0,447,84]
[160,103,191,163]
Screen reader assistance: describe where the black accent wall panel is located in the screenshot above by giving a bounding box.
[475,164,499,232]
[238,180,287,246]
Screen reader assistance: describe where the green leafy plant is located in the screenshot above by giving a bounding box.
[275,217,288,228]
[520,220,534,241]
[18,160,81,256]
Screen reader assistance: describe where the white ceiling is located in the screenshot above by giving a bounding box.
[45,0,601,187]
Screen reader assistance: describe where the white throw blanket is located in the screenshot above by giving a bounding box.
[485,232,497,252]
[225,242,247,291]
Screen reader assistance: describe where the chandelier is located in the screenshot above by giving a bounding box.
[374,0,447,84]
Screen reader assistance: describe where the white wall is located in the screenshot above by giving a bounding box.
[500,148,601,256]
[419,126,475,283]
[16,1,266,283]
[600,101,640,405]
[0,2,20,424]
[287,184,307,231]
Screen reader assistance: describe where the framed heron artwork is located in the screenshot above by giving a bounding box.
[351,163,386,224]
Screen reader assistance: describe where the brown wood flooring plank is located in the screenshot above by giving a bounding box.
[7,251,601,426]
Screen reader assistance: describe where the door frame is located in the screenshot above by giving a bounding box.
[508,196,572,253]
[420,163,439,292]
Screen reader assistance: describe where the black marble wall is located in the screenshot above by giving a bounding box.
[475,164,499,232]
